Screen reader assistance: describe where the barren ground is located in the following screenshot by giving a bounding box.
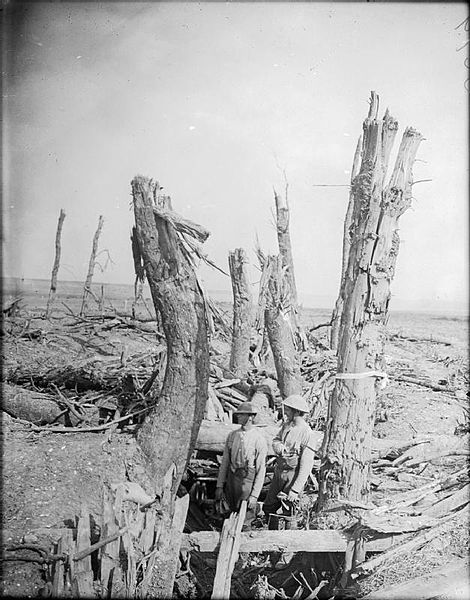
[1,279,469,598]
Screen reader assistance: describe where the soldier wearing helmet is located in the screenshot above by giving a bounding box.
[215,401,268,524]
[263,394,317,519]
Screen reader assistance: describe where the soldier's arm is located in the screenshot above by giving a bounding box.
[250,438,268,500]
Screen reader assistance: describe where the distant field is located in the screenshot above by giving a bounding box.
[3,277,468,351]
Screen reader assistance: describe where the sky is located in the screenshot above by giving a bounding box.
[3,2,468,312]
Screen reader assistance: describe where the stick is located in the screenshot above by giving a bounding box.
[20,408,150,433]
[72,527,127,561]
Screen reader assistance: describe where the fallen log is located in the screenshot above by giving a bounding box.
[195,420,324,455]
[181,529,403,554]
[2,383,65,425]
[362,556,469,599]
[392,375,454,393]
[389,332,452,347]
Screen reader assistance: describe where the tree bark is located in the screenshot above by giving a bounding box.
[274,189,305,349]
[274,188,298,307]
[264,255,302,398]
[318,92,423,515]
[80,215,104,316]
[330,136,362,351]
[228,248,252,377]
[131,175,209,498]
[46,209,66,318]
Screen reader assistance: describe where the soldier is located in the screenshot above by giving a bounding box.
[263,394,317,566]
[215,402,268,527]
[264,394,317,514]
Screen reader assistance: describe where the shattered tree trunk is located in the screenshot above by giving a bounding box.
[274,189,305,348]
[228,248,252,377]
[80,215,104,316]
[329,136,362,352]
[132,176,209,597]
[132,175,209,495]
[45,209,66,318]
[264,255,302,398]
[318,92,423,515]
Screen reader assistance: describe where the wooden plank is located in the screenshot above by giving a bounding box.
[181,529,404,554]
[211,512,238,599]
[72,506,94,598]
[52,536,65,597]
[223,501,247,597]
[100,485,126,598]
[157,494,190,598]
[421,484,469,518]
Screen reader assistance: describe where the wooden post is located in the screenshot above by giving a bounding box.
[318,93,423,517]
[131,175,209,495]
[330,135,362,352]
[211,501,247,599]
[264,255,302,398]
[80,215,104,316]
[45,209,66,318]
[228,248,252,377]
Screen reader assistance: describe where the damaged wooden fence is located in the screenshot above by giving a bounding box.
[49,482,189,598]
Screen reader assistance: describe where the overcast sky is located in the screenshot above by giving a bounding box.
[4,2,468,312]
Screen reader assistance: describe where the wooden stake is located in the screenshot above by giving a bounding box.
[46,209,66,318]
[211,501,247,599]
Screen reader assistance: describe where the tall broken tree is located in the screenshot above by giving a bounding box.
[329,135,362,352]
[132,175,210,494]
[228,248,253,377]
[80,215,104,316]
[132,176,210,596]
[264,254,303,398]
[318,93,424,516]
[45,209,66,318]
[274,187,305,348]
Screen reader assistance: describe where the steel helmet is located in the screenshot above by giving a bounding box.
[234,401,257,414]
[282,394,310,414]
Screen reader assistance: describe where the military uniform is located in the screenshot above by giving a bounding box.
[263,405,317,518]
[217,427,267,512]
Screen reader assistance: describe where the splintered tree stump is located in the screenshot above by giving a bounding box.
[330,136,362,352]
[131,175,209,495]
[274,188,305,348]
[264,255,302,398]
[318,92,424,517]
[228,248,253,378]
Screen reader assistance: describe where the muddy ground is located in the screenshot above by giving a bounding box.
[1,282,469,598]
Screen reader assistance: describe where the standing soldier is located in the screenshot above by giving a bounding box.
[264,394,317,516]
[215,402,268,527]
[263,394,317,568]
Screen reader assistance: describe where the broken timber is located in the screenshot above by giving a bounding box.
[181,528,403,554]
[211,501,247,599]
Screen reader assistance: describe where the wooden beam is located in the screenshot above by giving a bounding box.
[181,529,403,554]
[211,502,247,599]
